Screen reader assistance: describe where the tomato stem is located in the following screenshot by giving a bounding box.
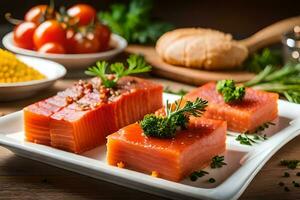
[5,13,23,25]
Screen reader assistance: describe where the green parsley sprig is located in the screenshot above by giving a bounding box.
[85,54,151,88]
[164,86,188,96]
[140,97,208,138]
[210,155,227,168]
[216,80,245,103]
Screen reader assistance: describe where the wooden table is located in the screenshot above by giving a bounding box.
[0,77,300,200]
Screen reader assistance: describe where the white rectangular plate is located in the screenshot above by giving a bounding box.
[0,93,300,200]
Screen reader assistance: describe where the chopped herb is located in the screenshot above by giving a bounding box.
[164,86,188,96]
[280,160,300,169]
[283,172,290,177]
[278,182,285,186]
[210,155,227,168]
[140,97,207,138]
[189,170,209,181]
[294,182,300,188]
[208,178,216,183]
[284,186,290,192]
[85,54,151,88]
[216,80,245,103]
[236,134,257,146]
[244,48,282,73]
[297,172,300,176]
[236,122,275,146]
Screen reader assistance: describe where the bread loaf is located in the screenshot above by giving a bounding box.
[156,28,248,70]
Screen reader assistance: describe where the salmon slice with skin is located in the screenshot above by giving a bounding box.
[50,77,163,153]
[107,117,226,182]
[23,81,94,145]
[184,82,278,132]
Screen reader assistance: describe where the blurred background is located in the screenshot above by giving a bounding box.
[1,0,300,40]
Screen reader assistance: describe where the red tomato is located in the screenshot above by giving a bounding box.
[33,20,66,49]
[24,5,48,24]
[95,24,111,51]
[13,22,37,50]
[67,31,100,54]
[38,42,66,54]
[67,4,96,26]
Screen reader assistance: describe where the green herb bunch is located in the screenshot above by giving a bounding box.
[140,97,208,138]
[244,48,282,73]
[85,54,151,88]
[244,63,300,104]
[216,80,245,103]
[99,0,173,44]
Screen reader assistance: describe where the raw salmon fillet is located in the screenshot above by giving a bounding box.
[24,76,163,153]
[107,117,226,182]
[184,82,279,132]
[24,82,92,145]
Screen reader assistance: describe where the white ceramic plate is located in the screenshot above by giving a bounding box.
[2,32,127,69]
[0,55,66,101]
[0,93,300,200]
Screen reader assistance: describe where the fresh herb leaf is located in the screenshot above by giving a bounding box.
[208,178,216,183]
[85,54,151,88]
[100,0,173,44]
[140,97,208,138]
[216,80,245,103]
[189,170,209,181]
[244,48,282,73]
[280,160,300,169]
[210,156,227,168]
[236,122,274,145]
[164,86,188,96]
[283,172,290,177]
[244,63,300,104]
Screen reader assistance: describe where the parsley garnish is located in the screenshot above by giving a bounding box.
[140,97,208,138]
[280,160,300,169]
[216,80,245,103]
[189,170,209,181]
[85,54,151,88]
[210,156,227,168]
[99,0,173,44]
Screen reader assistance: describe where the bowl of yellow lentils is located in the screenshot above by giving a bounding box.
[0,49,66,101]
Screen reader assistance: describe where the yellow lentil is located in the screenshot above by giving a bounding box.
[117,161,125,168]
[151,171,159,178]
[0,49,46,83]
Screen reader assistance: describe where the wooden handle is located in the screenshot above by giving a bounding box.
[238,16,300,53]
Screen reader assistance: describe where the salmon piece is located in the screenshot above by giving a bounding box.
[50,77,163,153]
[24,81,94,145]
[107,117,226,182]
[184,82,278,132]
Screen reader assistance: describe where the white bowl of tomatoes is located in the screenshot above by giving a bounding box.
[2,3,127,69]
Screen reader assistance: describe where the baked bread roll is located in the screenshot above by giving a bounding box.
[156,28,248,70]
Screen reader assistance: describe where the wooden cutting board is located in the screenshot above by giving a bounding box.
[126,45,255,86]
[126,16,300,86]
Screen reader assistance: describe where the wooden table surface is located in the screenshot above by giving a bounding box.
[0,76,300,200]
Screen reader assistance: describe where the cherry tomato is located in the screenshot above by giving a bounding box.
[67,4,96,26]
[67,31,100,54]
[95,24,111,51]
[13,22,37,50]
[24,5,48,24]
[33,20,66,49]
[38,42,66,54]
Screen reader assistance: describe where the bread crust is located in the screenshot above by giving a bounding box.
[156,28,248,70]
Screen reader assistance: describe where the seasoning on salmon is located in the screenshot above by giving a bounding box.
[106,117,226,182]
[184,82,278,132]
[50,77,163,153]
[24,77,163,153]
